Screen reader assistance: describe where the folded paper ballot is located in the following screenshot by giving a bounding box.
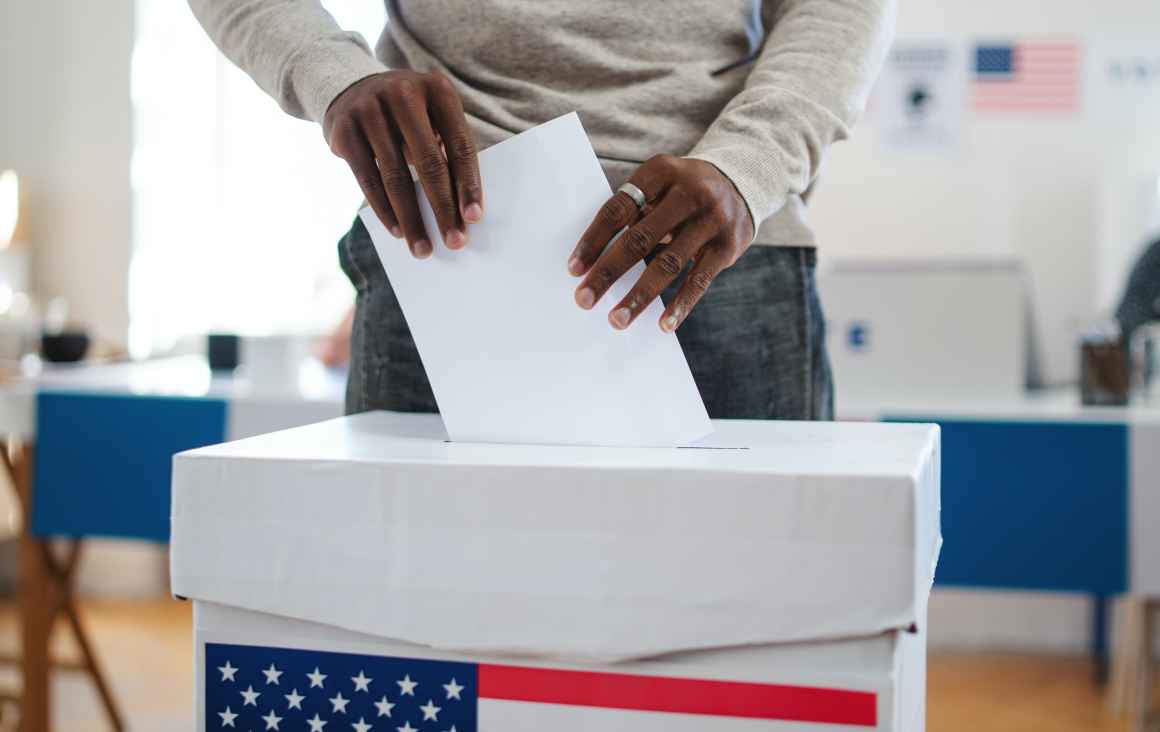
[360,112,711,447]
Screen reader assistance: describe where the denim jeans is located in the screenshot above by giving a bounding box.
[339,216,833,420]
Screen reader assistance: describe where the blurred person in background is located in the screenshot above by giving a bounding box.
[190,0,894,420]
[1117,235,1160,341]
[315,306,354,369]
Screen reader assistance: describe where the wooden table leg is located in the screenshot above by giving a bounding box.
[2,439,126,732]
[1107,596,1132,715]
[12,442,51,732]
[1092,594,1110,686]
[1134,599,1156,732]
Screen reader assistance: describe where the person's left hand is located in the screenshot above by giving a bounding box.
[567,155,754,332]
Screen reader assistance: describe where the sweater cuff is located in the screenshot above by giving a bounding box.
[685,146,788,245]
[289,40,389,123]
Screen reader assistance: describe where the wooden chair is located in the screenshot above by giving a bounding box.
[0,441,124,731]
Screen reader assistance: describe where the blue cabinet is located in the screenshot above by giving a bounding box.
[886,418,1128,595]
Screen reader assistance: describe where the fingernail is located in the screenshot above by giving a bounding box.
[575,287,595,310]
[610,307,631,330]
[661,314,679,332]
[389,225,402,238]
[445,229,467,249]
[464,202,483,223]
[413,239,432,258]
[567,257,585,276]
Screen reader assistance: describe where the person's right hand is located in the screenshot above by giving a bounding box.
[323,71,483,258]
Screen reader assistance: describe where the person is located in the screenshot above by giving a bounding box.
[190,0,894,420]
[1117,235,1160,341]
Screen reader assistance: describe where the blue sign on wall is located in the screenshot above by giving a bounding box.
[847,321,870,352]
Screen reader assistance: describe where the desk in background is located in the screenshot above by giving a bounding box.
[839,388,1160,688]
[0,356,344,731]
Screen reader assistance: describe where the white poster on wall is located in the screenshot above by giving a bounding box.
[872,40,966,152]
[1085,39,1160,123]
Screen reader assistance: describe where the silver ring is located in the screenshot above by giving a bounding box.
[617,182,647,210]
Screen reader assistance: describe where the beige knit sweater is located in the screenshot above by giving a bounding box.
[189,0,894,246]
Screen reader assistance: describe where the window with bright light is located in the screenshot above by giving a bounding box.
[129,0,384,358]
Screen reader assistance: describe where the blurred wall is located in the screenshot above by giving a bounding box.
[815,0,1160,653]
[1,0,165,598]
[813,0,1160,385]
[0,0,133,348]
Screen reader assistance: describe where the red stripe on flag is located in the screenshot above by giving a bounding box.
[477,663,878,727]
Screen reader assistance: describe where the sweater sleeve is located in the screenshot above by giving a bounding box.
[187,0,388,122]
[686,0,895,236]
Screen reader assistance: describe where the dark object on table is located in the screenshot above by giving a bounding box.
[207,333,240,371]
[40,330,90,363]
[1080,330,1129,406]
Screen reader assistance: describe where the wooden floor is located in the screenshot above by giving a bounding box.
[0,598,1141,731]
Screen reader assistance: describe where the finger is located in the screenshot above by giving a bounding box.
[574,190,693,311]
[391,83,463,249]
[339,132,403,246]
[569,163,668,276]
[428,76,483,224]
[364,113,431,258]
[607,217,715,330]
[359,116,409,240]
[661,244,731,332]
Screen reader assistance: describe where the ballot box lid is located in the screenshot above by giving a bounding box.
[171,411,940,663]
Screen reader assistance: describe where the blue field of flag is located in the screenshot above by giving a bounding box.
[975,45,1014,76]
[205,642,478,731]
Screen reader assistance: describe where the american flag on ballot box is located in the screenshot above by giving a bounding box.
[972,39,1082,112]
[205,642,878,729]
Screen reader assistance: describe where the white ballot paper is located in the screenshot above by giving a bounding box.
[360,113,712,447]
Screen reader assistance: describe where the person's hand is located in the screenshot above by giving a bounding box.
[568,156,754,332]
[323,71,482,258]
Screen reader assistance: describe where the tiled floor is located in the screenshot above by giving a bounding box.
[0,598,1143,731]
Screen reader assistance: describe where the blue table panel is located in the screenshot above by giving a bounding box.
[31,391,228,542]
[886,418,1128,595]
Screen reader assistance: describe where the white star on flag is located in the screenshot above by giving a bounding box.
[419,700,441,721]
[396,675,417,696]
[261,709,283,730]
[442,679,464,700]
[284,688,305,710]
[352,717,373,732]
[308,667,328,689]
[444,727,457,732]
[262,663,284,685]
[330,691,350,714]
[352,671,373,692]
[307,713,328,731]
[218,661,238,682]
[218,707,238,727]
[373,695,395,717]
[396,723,417,732]
[240,685,260,706]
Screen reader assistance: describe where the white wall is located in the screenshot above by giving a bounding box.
[812,0,1160,385]
[814,0,1160,653]
[0,0,134,347]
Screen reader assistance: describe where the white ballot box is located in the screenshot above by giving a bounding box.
[172,412,941,731]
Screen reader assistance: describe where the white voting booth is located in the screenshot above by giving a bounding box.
[171,411,941,731]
